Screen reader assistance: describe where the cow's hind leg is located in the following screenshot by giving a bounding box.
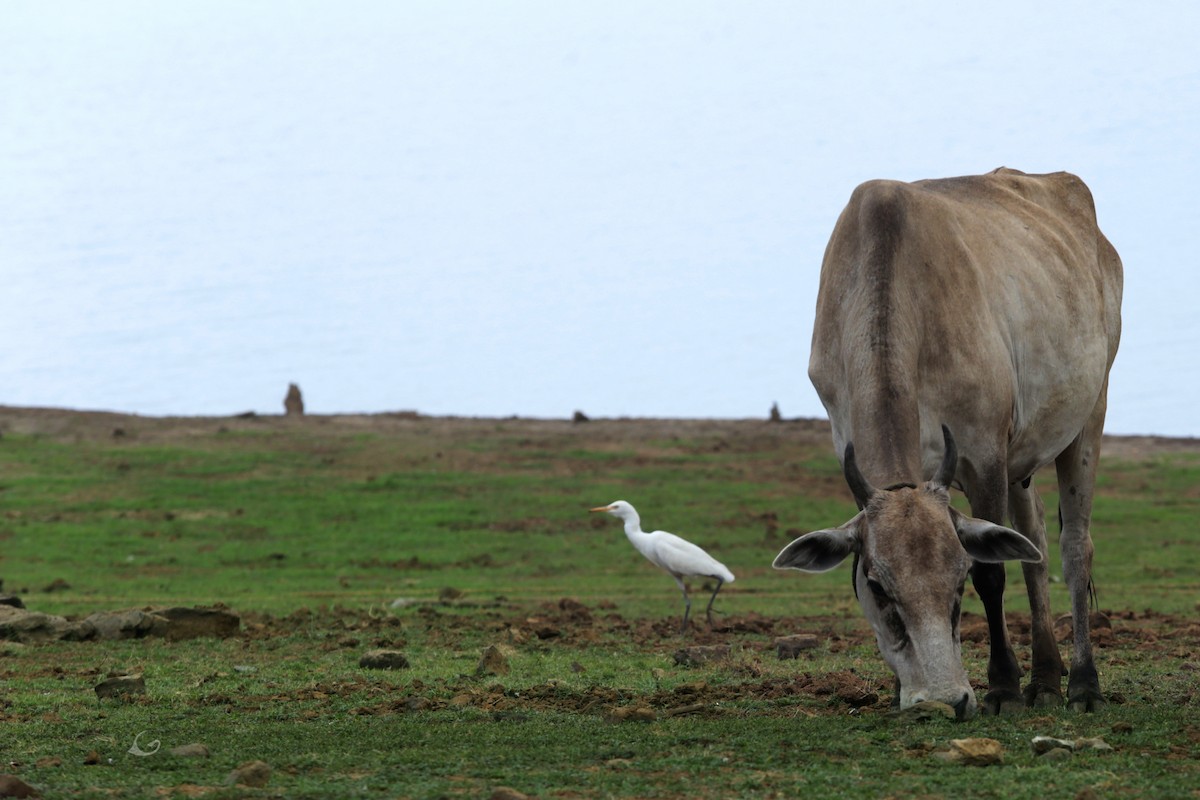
[1056,398,1108,712]
[1008,481,1067,707]
[967,470,1024,715]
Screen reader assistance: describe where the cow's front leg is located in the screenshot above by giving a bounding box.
[1009,481,1067,707]
[971,561,1024,714]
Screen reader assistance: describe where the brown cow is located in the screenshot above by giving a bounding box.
[775,168,1122,717]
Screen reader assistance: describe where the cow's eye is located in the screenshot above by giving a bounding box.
[866,578,890,602]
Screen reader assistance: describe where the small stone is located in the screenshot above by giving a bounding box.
[1031,736,1076,754]
[774,634,820,659]
[359,649,410,670]
[946,737,1004,766]
[95,675,146,700]
[672,645,730,666]
[83,751,101,765]
[606,706,657,723]
[476,645,510,676]
[1073,737,1114,753]
[226,760,271,787]
[169,744,210,758]
[1111,721,1134,734]
[490,788,530,800]
[0,774,40,798]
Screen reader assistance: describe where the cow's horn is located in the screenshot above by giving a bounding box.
[842,442,875,510]
[935,424,957,488]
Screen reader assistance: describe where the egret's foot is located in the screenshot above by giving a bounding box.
[1023,682,1064,709]
[980,688,1025,716]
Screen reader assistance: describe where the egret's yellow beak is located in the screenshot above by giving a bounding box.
[589,505,612,513]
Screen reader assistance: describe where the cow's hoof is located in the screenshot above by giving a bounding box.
[1067,688,1106,713]
[981,689,1024,716]
[1023,683,1064,708]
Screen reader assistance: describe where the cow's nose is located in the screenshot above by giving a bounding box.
[953,692,973,720]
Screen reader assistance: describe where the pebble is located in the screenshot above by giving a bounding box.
[358,649,410,670]
[226,760,271,787]
[0,775,40,798]
[934,738,1004,766]
[94,675,146,700]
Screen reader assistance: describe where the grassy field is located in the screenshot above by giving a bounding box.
[1,408,1198,799]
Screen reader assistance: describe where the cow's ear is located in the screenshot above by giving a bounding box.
[952,508,1043,563]
[773,514,863,572]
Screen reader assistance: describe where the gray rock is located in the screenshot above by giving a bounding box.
[359,649,410,670]
[95,674,146,700]
[169,743,211,758]
[226,760,271,787]
[673,645,730,666]
[774,634,819,659]
[0,605,94,643]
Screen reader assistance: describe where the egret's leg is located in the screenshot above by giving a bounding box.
[704,578,724,626]
[674,576,691,634]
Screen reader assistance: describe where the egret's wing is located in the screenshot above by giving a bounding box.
[650,531,732,581]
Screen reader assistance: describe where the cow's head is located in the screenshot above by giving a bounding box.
[773,426,1041,719]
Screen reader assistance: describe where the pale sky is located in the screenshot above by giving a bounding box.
[2,1,1198,435]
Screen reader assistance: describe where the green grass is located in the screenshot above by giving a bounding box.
[1,415,1198,798]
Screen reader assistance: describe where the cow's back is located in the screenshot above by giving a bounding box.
[809,168,1123,486]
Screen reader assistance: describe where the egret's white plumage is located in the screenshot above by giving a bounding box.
[589,500,734,632]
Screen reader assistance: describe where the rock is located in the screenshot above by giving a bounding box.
[0,605,94,643]
[284,383,304,416]
[769,402,783,422]
[1111,721,1134,734]
[1031,736,1077,754]
[154,606,241,640]
[84,609,166,640]
[606,706,657,723]
[359,649,410,670]
[84,606,239,641]
[226,760,271,787]
[774,634,819,659]
[889,700,958,721]
[95,674,147,700]
[0,774,40,798]
[1031,735,1114,754]
[936,738,1004,766]
[490,788,530,800]
[1073,737,1114,753]
[169,744,211,758]
[572,410,589,423]
[0,595,25,609]
[672,645,730,666]
[476,645,510,676]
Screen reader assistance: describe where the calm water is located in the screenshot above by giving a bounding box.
[2,2,1198,436]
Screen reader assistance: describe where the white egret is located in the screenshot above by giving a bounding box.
[589,500,735,633]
